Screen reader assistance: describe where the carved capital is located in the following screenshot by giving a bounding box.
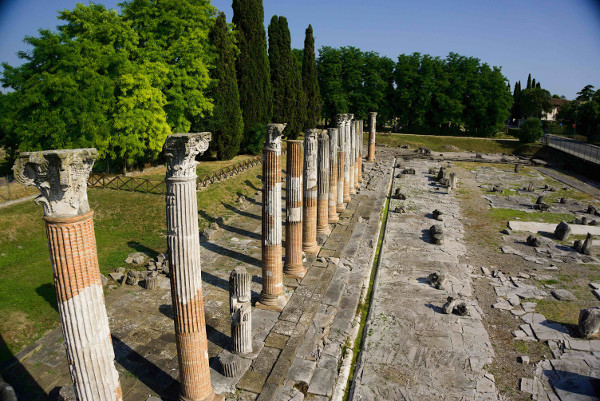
[265,124,286,152]
[164,133,211,179]
[335,114,345,126]
[370,112,378,118]
[348,114,354,121]
[14,149,98,218]
[327,128,338,158]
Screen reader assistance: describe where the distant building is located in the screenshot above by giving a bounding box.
[542,98,568,121]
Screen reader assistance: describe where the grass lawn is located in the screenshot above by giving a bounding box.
[0,164,261,363]
[375,133,542,155]
[136,154,258,181]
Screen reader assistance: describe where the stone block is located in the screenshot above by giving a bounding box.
[307,367,335,396]
[286,357,316,384]
[237,370,268,394]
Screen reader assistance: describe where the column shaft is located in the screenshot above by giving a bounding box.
[358,120,364,183]
[284,141,305,278]
[327,128,339,223]
[316,131,330,235]
[302,129,319,255]
[343,118,351,203]
[349,120,356,195]
[353,121,359,190]
[336,116,346,212]
[367,112,377,162]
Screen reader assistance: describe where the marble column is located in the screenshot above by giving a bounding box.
[164,133,222,401]
[353,121,360,190]
[335,114,346,213]
[367,112,377,162]
[343,115,352,203]
[358,120,364,183]
[258,124,288,311]
[349,119,356,195]
[327,128,339,224]
[14,149,122,401]
[284,140,305,278]
[303,129,320,255]
[229,267,252,355]
[316,130,330,236]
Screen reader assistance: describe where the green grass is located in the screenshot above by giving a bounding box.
[138,154,258,181]
[0,164,261,362]
[375,133,542,155]
[488,208,574,228]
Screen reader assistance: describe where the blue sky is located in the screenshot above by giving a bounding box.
[1,0,599,99]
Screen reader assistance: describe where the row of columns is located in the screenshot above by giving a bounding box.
[12,112,379,400]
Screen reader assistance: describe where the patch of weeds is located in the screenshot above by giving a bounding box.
[539,279,559,286]
[294,382,308,395]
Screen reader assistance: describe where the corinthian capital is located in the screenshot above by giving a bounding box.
[13,148,98,218]
[370,112,378,118]
[265,124,286,152]
[335,114,344,126]
[164,133,211,179]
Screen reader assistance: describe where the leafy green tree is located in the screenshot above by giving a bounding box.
[576,85,595,101]
[511,80,522,121]
[292,49,303,76]
[518,118,543,143]
[121,0,216,133]
[206,12,243,160]
[268,16,303,139]
[317,46,348,124]
[578,101,599,140]
[233,0,272,153]
[520,88,552,118]
[302,25,321,129]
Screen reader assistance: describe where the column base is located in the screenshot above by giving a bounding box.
[343,195,351,203]
[349,187,356,195]
[367,157,375,163]
[179,391,224,401]
[256,294,288,312]
[328,213,339,224]
[283,264,306,279]
[316,226,331,236]
[302,243,320,256]
[336,203,345,213]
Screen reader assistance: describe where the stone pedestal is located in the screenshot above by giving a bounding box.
[164,133,222,401]
[284,140,305,278]
[367,112,377,162]
[349,118,356,196]
[343,115,352,203]
[327,128,339,224]
[229,267,252,355]
[258,124,288,311]
[303,129,320,255]
[358,120,364,183]
[335,115,346,212]
[14,149,123,401]
[317,131,330,236]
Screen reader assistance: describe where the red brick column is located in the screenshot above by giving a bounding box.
[343,115,352,203]
[284,140,305,278]
[353,120,360,191]
[303,129,320,255]
[335,115,346,213]
[327,128,339,224]
[164,133,222,401]
[358,120,364,183]
[349,118,356,196]
[258,124,288,311]
[367,112,377,163]
[14,149,122,401]
[317,130,330,236]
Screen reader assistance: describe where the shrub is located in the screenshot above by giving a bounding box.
[241,124,266,155]
[518,118,543,143]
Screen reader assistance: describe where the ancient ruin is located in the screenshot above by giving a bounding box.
[316,130,330,237]
[327,128,339,223]
[229,267,252,355]
[336,114,346,212]
[302,129,320,255]
[367,112,377,162]
[283,140,305,278]
[14,149,123,401]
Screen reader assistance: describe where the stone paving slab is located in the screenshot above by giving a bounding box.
[508,221,600,236]
[350,157,499,401]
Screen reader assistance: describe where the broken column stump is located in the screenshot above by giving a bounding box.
[229,267,252,355]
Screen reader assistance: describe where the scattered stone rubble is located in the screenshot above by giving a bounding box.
[426,271,448,290]
[429,224,444,245]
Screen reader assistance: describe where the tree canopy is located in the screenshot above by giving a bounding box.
[301,25,321,129]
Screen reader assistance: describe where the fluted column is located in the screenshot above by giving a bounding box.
[14,149,122,401]
[349,118,356,195]
[335,115,346,212]
[327,128,339,223]
[258,124,288,311]
[230,267,252,355]
[164,133,222,401]
[358,120,364,183]
[367,112,377,162]
[343,115,352,203]
[284,140,305,278]
[317,131,330,236]
[353,121,360,190]
[303,129,320,255]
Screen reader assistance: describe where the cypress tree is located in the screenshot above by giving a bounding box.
[532,78,536,89]
[302,24,322,129]
[527,74,532,89]
[268,16,303,139]
[233,0,272,154]
[208,12,244,160]
[536,81,541,89]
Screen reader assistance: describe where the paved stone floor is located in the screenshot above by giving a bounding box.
[350,157,499,400]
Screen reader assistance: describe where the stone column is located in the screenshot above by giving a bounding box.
[164,133,222,401]
[327,128,339,224]
[230,267,252,355]
[284,140,305,279]
[317,130,330,236]
[343,115,352,203]
[358,120,364,183]
[303,129,320,255]
[258,124,288,311]
[367,112,377,162]
[14,149,122,401]
[349,118,356,196]
[335,115,346,212]
[353,120,360,190]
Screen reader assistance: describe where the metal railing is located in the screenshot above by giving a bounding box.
[544,134,600,165]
